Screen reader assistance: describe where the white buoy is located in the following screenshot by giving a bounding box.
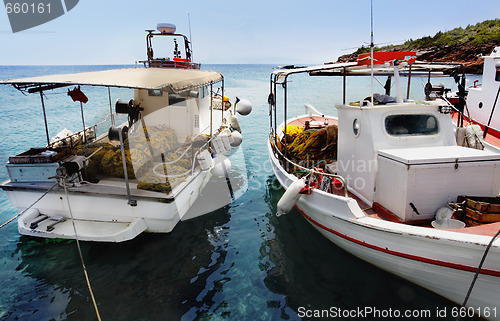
[236,98,252,116]
[230,115,242,133]
[229,130,243,147]
[197,149,213,171]
[212,155,231,178]
[276,178,306,216]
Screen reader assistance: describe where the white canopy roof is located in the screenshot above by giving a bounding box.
[272,61,462,79]
[0,68,223,93]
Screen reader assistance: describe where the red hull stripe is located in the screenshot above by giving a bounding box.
[295,206,500,277]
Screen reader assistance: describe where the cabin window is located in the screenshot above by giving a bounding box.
[352,118,360,137]
[495,62,500,82]
[201,85,209,99]
[385,114,439,136]
[168,93,187,106]
[148,89,163,97]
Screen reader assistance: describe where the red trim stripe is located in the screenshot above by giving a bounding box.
[295,206,500,277]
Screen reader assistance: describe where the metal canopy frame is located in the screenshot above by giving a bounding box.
[268,60,465,163]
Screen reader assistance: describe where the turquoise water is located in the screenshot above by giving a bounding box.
[0,65,476,320]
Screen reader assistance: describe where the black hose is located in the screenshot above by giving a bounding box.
[457,228,500,320]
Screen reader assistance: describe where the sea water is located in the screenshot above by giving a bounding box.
[0,64,480,320]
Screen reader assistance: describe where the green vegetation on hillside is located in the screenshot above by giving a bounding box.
[405,19,500,49]
[352,19,500,54]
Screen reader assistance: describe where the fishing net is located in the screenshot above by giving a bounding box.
[72,126,194,194]
[281,124,338,164]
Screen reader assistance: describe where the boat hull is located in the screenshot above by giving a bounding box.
[2,169,213,242]
[268,139,500,318]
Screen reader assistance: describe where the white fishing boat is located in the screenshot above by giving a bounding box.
[0,24,252,242]
[268,54,500,319]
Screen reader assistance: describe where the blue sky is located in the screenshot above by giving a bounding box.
[1,0,499,65]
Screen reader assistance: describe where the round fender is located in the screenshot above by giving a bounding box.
[276,178,306,216]
[236,98,252,116]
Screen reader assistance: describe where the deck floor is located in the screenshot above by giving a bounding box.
[0,179,174,202]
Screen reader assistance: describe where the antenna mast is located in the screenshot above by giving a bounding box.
[188,13,193,61]
[370,0,374,104]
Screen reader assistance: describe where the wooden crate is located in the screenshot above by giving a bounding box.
[462,196,500,224]
[9,147,70,164]
[465,196,500,213]
[465,207,500,223]
[465,217,482,227]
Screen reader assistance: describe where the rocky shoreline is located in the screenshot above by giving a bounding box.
[337,42,498,74]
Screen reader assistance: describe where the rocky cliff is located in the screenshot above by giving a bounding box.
[337,19,500,74]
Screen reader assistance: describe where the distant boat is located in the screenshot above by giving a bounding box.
[268,54,500,319]
[447,46,500,147]
[0,23,252,242]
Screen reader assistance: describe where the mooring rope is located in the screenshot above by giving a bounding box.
[0,183,57,229]
[0,179,101,319]
[458,228,500,320]
[62,180,102,321]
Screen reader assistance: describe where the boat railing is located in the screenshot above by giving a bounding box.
[269,132,348,197]
[48,113,114,149]
[140,59,201,70]
[49,125,97,149]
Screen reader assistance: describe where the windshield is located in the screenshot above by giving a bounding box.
[385,114,439,136]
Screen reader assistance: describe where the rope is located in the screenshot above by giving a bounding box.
[62,180,102,321]
[1,178,101,318]
[458,228,500,320]
[0,183,57,229]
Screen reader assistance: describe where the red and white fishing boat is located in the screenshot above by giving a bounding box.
[268,54,500,319]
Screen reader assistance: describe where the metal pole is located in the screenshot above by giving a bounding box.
[459,73,466,128]
[273,76,277,136]
[221,78,224,125]
[484,86,500,138]
[39,90,50,146]
[273,75,278,152]
[210,83,213,137]
[283,76,288,171]
[343,67,346,105]
[269,74,273,134]
[406,64,412,100]
[370,0,374,104]
[118,129,136,206]
[80,101,87,143]
[108,87,115,126]
[188,13,193,62]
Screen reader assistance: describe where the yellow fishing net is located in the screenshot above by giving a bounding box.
[283,124,338,162]
[72,126,193,194]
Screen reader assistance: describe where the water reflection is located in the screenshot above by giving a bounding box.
[262,176,461,320]
[11,207,231,321]
[3,135,251,321]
